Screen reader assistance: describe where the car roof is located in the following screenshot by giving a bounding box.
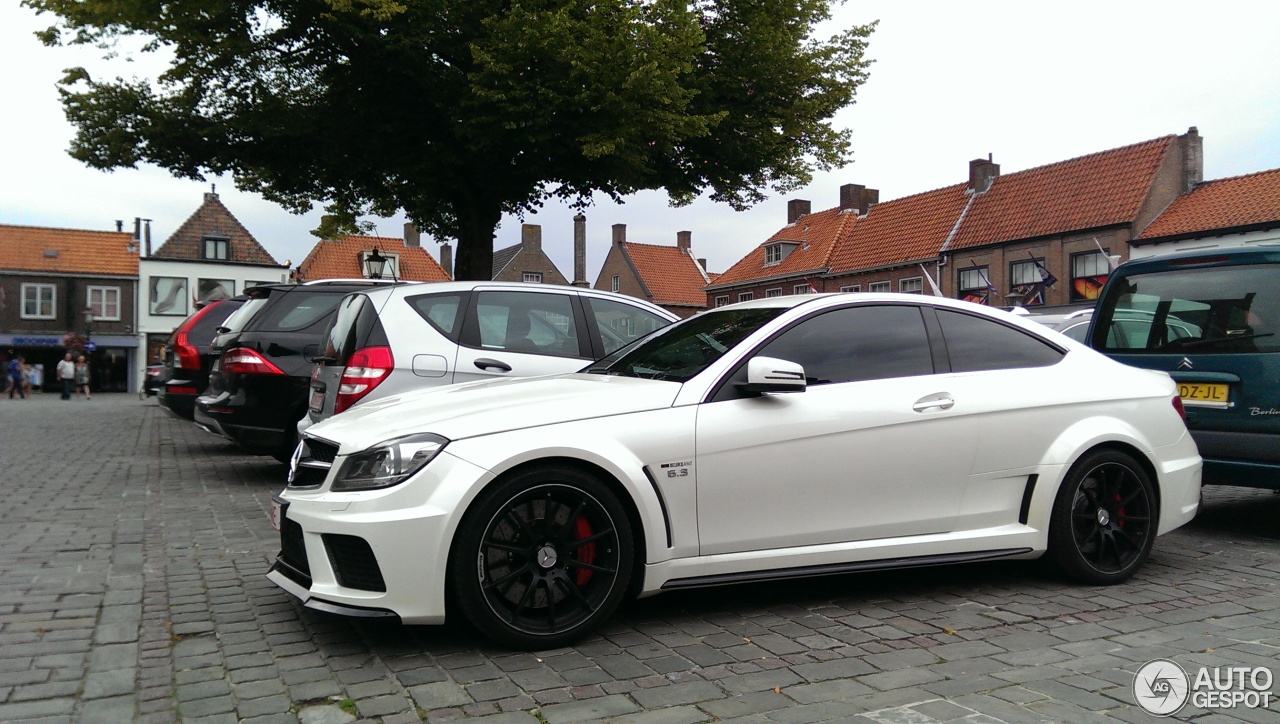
[352,281,677,316]
[1121,245,1280,273]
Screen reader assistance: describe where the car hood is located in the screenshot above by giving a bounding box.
[307,373,680,451]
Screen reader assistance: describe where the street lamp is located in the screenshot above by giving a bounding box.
[83,307,95,342]
[363,248,387,280]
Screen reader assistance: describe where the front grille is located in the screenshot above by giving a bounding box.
[307,439,339,463]
[323,534,387,592]
[288,467,328,488]
[280,517,310,576]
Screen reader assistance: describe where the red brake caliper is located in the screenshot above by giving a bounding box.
[1115,493,1124,529]
[573,517,595,586]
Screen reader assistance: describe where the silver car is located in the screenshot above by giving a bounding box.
[300,282,679,434]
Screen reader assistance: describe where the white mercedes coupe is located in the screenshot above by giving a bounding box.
[269,294,1201,649]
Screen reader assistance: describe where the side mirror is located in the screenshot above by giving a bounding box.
[737,356,806,394]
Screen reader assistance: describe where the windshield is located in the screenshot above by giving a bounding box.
[1095,263,1279,354]
[586,307,783,382]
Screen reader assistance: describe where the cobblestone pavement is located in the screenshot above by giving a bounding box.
[1,393,1277,723]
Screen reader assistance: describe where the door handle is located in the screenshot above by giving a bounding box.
[912,394,954,412]
[474,358,513,372]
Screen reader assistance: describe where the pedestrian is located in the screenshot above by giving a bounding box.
[6,354,24,399]
[56,352,76,400]
[75,355,91,400]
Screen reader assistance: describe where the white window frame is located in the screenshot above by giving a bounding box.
[839,284,861,293]
[86,285,121,321]
[793,284,812,295]
[21,283,56,320]
[523,272,543,283]
[611,275,620,293]
[899,277,923,294]
[714,295,729,307]
[868,281,891,293]
[764,245,783,266]
[360,251,400,279]
[738,292,754,302]
[765,288,783,298]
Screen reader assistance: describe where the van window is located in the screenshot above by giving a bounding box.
[1095,265,1280,354]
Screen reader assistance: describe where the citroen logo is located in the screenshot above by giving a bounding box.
[1177,357,1194,370]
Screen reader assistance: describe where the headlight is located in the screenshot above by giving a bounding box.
[332,433,449,491]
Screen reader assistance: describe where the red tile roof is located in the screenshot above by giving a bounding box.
[151,193,281,265]
[947,136,1176,251]
[828,184,970,273]
[0,224,138,276]
[1139,168,1280,239]
[620,242,709,307]
[712,206,854,286]
[295,235,451,282]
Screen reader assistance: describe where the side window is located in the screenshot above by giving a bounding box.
[323,295,368,361]
[406,293,465,339]
[757,305,934,385]
[472,291,582,357]
[937,309,1064,372]
[259,291,345,332]
[586,297,673,355]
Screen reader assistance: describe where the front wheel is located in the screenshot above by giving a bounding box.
[1048,449,1157,585]
[450,466,633,649]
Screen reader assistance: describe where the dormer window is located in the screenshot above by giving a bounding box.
[360,250,399,279]
[202,235,230,260]
[764,241,799,267]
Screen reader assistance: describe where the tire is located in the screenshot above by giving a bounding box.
[449,465,634,649]
[1048,449,1157,585]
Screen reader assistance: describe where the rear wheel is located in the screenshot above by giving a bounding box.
[1048,449,1156,584]
[450,466,633,649]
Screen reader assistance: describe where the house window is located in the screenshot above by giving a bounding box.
[611,275,620,293]
[868,281,891,292]
[765,288,783,298]
[899,277,923,294]
[1071,251,1111,302]
[714,295,729,307]
[149,276,189,316]
[21,283,56,319]
[1010,259,1049,306]
[523,272,543,284]
[198,279,235,303]
[86,286,121,320]
[738,292,754,302]
[360,251,400,279]
[958,266,991,305]
[765,245,783,265]
[202,235,229,260]
[840,284,861,293]
[793,284,813,295]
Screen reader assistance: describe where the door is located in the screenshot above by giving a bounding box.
[453,290,591,384]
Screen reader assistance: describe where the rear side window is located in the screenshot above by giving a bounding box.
[220,298,265,335]
[757,305,935,385]
[254,291,345,332]
[937,309,1064,372]
[323,294,370,362]
[186,300,243,346]
[406,293,465,339]
[586,297,672,355]
[470,291,582,357]
[1095,264,1280,354]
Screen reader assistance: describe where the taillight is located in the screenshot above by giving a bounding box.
[221,347,286,375]
[174,330,200,370]
[335,346,394,414]
[1172,395,1186,422]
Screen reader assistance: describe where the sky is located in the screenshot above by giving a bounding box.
[3,1,1279,281]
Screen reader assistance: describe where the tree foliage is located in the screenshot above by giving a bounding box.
[25,0,874,279]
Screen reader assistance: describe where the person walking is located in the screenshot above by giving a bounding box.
[56,352,76,400]
[74,355,91,400]
[6,354,24,399]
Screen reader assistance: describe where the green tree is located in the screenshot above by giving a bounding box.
[25,0,874,280]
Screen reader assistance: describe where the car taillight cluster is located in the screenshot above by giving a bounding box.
[335,346,394,414]
[173,330,201,370]
[221,348,286,376]
[1172,395,1187,422]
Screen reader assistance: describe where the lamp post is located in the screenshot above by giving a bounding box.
[83,308,95,344]
[363,248,387,280]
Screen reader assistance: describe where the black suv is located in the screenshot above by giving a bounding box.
[158,297,246,419]
[195,280,399,461]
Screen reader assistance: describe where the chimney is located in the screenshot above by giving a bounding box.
[403,222,421,248]
[439,242,453,279]
[969,156,1000,193]
[521,224,542,251]
[144,219,152,257]
[572,213,588,287]
[1182,126,1203,192]
[787,199,811,224]
[697,258,708,271]
[115,219,123,232]
[839,184,880,214]
[677,230,692,251]
[612,223,627,246]
[204,191,218,203]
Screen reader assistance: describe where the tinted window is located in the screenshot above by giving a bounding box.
[1095,264,1280,354]
[472,291,581,357]
[188,300,243,347]
[255,291,346,333]
[406,293,465,339]
[586,297,672,355]
[323,295,369,362]
[757,305,934,384]
[937,309,1064,371]
[591,307,782,382]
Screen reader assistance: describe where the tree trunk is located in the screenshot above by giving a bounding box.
[451,197,503,281]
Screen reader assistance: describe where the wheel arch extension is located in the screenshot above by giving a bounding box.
[1075,440,1163,515]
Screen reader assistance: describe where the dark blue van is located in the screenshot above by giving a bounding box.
[1087,247,1279,489]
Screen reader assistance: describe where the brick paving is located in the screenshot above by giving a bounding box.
[1,393,1277,722]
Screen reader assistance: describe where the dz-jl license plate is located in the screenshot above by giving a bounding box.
[1178,382,1229,407]
[270,497,286,532]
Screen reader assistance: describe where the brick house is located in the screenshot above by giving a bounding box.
[491,224,571,285]
[294,224,451,283]
[1132,167,1280,258]
[594,224,713,318]
[0,223,139,393]
[710,128,1205,311]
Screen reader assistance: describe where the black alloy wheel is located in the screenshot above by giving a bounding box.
[451,466,633,649]
[1049,449,1157,584]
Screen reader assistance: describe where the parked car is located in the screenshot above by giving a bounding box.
[1086,246,1280,489]
[158,297,246,419]
[271,293,1201,649]
[195,280,399,461]
[302,282,679,433]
